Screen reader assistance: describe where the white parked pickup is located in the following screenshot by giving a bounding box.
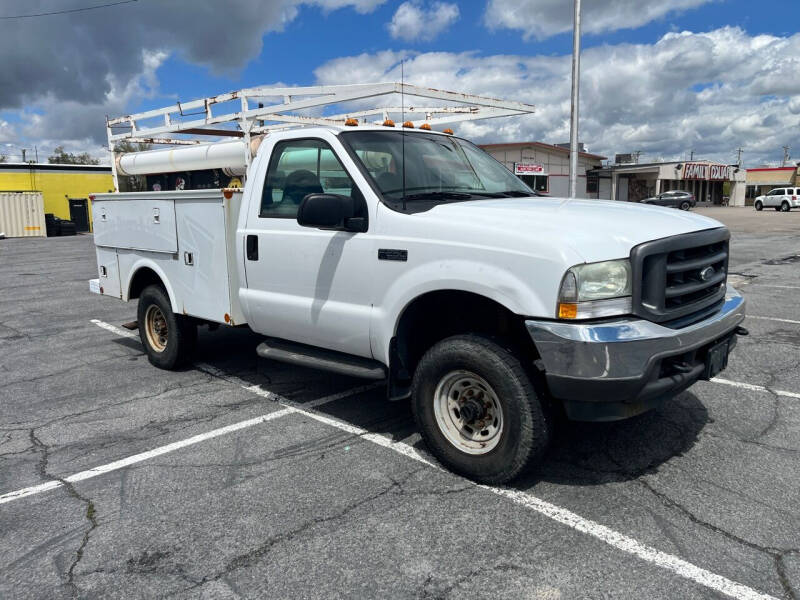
[90,125,747,483]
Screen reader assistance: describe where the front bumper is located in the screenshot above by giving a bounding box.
[526,285,746,421]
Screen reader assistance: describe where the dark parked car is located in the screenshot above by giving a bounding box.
[640,190,696,210]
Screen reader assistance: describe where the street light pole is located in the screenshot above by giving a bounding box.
[569,0,582,199]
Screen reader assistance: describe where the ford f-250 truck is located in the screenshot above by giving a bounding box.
[90,123,747,484]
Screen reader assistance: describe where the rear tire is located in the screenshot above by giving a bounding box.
[781,201,790,212]
[679,201,691,210]
[754,201,763,211]
[137,285,196,370]
[411,334,550,484]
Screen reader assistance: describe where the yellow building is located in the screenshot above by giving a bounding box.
[0,163,113,232]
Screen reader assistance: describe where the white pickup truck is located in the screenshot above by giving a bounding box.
[90,124,747,483]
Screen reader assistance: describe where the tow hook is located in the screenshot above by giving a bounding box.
[735,326,749,336]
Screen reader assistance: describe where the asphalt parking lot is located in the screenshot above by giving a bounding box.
[1,206,799,599]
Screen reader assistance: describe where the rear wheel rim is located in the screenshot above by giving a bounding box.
[433,370,504,455]
[781,203,789,211]
[144,305,168,353]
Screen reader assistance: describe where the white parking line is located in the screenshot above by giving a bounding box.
[254,389,778,600]
[0,408,294,505]
[747,315,800,326]
[751,284,800,290]
[0,321,382,505]
[3,318,780,600]
[711,377,800,400]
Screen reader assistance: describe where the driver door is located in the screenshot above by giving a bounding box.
[241,137,375,359]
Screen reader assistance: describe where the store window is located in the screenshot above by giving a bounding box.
[519,174,548,193]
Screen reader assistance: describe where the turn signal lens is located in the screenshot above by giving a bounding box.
[558,303,578,319]
[443,128,454,135]
[344,118,359,126]
[382,119,395,127]
[403,121,414,128]
[419,123,431,130]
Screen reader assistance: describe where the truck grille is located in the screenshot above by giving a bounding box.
[631,228,730,327]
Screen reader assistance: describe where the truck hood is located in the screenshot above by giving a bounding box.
[420,197,724,263]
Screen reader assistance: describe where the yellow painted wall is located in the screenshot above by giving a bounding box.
[0,167,113,230]
[746,167,799,186]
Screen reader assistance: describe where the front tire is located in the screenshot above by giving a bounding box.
[137,285,197,369]
[781,201,790,212]
[411,335,550,484]
[755,201,763,211]
[679,201,691,210]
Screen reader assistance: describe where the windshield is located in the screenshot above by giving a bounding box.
[340,130,535,211]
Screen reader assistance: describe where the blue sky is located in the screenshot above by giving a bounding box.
[0,0,798,166]
[135,0,792,110]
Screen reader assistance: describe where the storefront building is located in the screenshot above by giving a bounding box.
[590,160,746,206]
[0,163,113,232]
[745,166,799,204]
[480,141,606,198]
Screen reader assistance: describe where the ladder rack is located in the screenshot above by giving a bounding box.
[106,82,535,188]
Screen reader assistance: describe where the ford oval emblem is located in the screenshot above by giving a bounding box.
[699,266,715,281]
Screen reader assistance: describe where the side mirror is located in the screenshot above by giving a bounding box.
[297,193,367,232]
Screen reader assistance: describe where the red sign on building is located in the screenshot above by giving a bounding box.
[514,163,545,175]
[683,163,730,180]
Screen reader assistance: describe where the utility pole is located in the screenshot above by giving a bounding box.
[736,147,743,167]
[689,150,694,161]
[568,0,582,199]
[782,145,790,167]
[21,149,26,162]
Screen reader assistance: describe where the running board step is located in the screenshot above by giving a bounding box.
[256,338,387,380]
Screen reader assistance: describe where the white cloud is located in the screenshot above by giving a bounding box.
[485,0,714,40]
[0,0,386,150]
[314,27,800,166]
[17,50,168,164]
[388,1,460,42]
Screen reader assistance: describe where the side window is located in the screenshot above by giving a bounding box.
[260,139,355,218]
[769,189,784,196]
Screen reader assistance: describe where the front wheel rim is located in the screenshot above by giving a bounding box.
[433,370,504,455]
[144,305,168,353]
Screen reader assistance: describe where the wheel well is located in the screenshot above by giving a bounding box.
[390,290,540,396]
[128,267,165,300]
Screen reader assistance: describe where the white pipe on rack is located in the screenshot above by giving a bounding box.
[116,136,264,176]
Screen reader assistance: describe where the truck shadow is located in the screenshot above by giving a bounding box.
[521,393,709,487]
[188,326,709,488]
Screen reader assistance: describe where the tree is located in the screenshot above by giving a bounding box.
[113,140,152,154]
[114,140,153,192]
[48,146,100,165]
[0,154,7,163]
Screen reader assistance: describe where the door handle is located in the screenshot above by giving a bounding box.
[246,234,259,261]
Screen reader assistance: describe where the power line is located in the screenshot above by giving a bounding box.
[0,0,137,20]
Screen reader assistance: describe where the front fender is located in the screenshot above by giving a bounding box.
[370,258,551,365]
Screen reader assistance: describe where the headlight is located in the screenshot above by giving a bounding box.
[557,259,632,319]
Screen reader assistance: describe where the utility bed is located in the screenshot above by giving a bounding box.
[90,189,246,326]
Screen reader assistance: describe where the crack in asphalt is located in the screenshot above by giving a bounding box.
[596,445,800,599]
[164,467,429,597]
[29,429,98,599]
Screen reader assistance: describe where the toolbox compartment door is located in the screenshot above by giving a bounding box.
[92,198,178,253]
[94,246,122,298]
